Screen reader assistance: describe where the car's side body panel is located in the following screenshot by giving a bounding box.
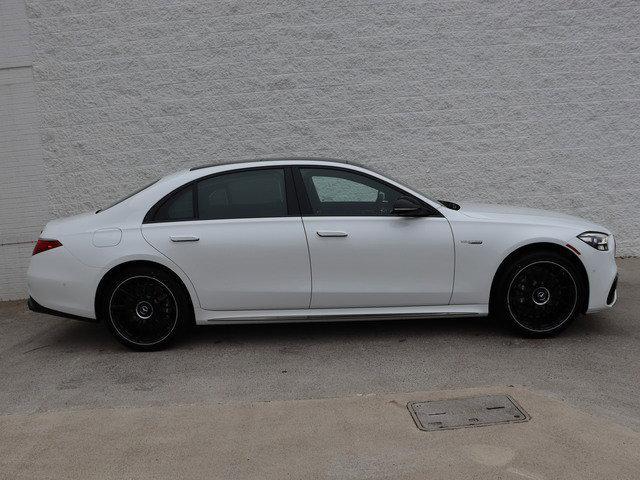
[141,217,312,310]
[448,220,574,306]
[302,215,454,308]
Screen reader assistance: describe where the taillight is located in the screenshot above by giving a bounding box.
[32,239,62,255]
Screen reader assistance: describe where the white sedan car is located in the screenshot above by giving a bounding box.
[27,158,618,350]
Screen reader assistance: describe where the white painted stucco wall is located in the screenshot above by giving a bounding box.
[1,0,639,299]
[0,0,49,300]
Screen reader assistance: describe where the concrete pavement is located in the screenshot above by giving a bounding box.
[1,259,639,478]
[2,387,639,479]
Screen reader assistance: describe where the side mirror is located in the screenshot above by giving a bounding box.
[393,197,423,216]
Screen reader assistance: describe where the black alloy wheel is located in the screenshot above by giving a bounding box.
[496,252,582,336]
[99,266,190,350]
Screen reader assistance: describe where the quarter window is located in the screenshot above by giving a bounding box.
[153,186,194,222]
[299,168,406,216]
[197,168,287,220]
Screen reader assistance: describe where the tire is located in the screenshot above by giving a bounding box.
[493,251,583,337]
[97,265,190,350]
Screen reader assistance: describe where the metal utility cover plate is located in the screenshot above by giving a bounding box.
[408,395,529,431]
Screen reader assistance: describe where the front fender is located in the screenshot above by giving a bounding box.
[449,219,578,306]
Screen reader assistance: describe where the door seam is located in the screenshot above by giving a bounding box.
[299,216,314,308]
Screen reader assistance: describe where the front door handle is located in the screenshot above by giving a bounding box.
[316,231,348,238]
[170,235,200,242]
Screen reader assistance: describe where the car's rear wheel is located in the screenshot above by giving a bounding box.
[495,251,582,336]
[98,265,190,350]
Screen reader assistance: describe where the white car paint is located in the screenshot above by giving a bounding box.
[302,215,453,308]
[27,159,617,325]
[142,217,312,310]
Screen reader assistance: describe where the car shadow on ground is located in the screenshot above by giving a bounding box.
[186,315,500,344]
[36,315,497,352]
[33,309,618,354]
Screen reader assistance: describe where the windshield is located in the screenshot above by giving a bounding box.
[97,179,158,213]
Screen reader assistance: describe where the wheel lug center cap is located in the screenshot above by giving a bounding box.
[135,301,153,319]
[532,287,550,306]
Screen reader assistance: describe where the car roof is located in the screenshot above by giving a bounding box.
[189,157,361,171]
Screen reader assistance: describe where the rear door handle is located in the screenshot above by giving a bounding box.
[170,235,200,242]
[316,231,348,238]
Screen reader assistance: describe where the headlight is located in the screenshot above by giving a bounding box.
[577,232,609,251]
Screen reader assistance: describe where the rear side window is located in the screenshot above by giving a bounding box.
[197,169,287,220]
[153,186,194,222]
[147,168,290,223]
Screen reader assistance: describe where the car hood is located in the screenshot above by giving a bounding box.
[456,202,609,233]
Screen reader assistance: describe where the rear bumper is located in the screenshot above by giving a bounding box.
[27,296,98,323]
[27,246,102,319]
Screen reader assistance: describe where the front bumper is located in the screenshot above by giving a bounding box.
[566,237,618,314]
[606,275,618,307]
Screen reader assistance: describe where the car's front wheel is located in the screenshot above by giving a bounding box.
[98,265,190,350]
[495,251,582,336]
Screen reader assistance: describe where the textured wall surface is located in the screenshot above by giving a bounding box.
[0,0,49,300]
[3,0,640,298]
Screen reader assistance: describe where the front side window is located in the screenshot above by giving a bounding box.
[300,168,406,216]
[197,168,287,220]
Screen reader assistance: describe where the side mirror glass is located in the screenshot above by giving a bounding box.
[393,197,422,216]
